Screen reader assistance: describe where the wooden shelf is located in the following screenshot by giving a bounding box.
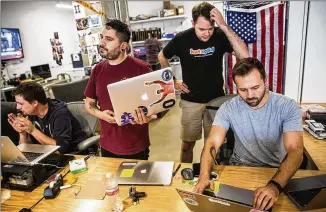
[132,38,172,45]
[130,15,187,24]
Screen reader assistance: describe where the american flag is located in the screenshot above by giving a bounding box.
[225,3,285,94]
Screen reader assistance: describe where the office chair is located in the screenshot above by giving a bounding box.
[203,94,237,165]
[1,102,20,145]
[51,77,89,103]
[57,73,72,83]
[67,102,100,155]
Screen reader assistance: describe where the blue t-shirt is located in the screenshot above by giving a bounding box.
[213,92,303,167]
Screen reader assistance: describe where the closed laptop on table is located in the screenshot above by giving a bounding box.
[115,161,174,186]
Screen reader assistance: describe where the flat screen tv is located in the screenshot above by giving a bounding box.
[1,28,24,61]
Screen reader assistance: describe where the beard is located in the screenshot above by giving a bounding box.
[100,45,121,60]
[244,89,266,107]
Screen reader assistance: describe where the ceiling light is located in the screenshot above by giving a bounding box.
[55,2,73,9]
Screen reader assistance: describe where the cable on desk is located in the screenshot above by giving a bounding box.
[35,163,66,169]
[30,196,44,210]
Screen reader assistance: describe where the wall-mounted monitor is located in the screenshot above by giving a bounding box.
[1,28,24,61]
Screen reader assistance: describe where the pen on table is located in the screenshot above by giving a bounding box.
[172,164,181,177]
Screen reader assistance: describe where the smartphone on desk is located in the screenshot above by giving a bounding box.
[192,163,200,177]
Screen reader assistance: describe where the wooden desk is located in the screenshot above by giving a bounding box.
[303,131,326,171]
[20,78,43,84]
[2,157,326,212]
[301,103,326,171]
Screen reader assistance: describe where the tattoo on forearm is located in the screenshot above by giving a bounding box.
[89,101,98,113]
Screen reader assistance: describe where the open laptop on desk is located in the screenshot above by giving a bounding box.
[107,67,176,126]
[1,136,60,166]
[115,161,174,186]
[285,174,326,210]
[176,184,272,212]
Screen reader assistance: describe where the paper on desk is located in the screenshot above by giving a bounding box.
[1,189,11,203]
[120,169,135,178]
[76,180,105,200]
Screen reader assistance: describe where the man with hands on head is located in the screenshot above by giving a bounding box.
[8,82,87,154]
[158,2,249,163]
[84,19,156,160]
[194,58,304,211]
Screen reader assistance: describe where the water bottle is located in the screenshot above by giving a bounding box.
[105,172,123,212]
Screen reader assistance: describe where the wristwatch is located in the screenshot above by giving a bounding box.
[268,180,283,193]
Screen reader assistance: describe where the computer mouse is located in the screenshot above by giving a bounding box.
[181,168,194,180]
[19,208,32,212]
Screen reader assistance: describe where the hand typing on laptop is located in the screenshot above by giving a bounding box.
[193,175,214,194]
[253,183,280,211]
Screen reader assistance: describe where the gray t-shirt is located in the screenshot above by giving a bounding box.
[213,92,303,167]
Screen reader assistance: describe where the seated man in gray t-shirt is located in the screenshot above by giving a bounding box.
[194,58,303,211]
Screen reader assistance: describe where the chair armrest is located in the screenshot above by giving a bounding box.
[77,135,100,151]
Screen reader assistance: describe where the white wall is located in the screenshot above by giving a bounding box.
[301,1,326,103]
[284,1,326,103]
[1,1,79,79]
[283,2,305,101]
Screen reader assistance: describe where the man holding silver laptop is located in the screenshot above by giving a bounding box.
[84,19,157,160]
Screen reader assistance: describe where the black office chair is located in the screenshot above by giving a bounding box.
[67,102,100,155]
[51,77,89,103]
[1,102,20,145]
[57,73,72,83]
[203,94,237,165]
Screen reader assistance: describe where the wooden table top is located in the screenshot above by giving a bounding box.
[20,78,43,83]
[300,103,326,171]
[2,157,326,212]
[2,103,326,212]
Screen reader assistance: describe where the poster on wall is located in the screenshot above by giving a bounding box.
[76,18,89,31]
[87,46,98,65]
[87,15,102,28]
[72,2,86,19]
[50,32,63,66]
[91,33,100,45]
[85,35,93,46]
[77,29,91,37]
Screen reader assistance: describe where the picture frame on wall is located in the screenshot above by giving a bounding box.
[76,18,89,31]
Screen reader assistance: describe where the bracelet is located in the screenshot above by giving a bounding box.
[268,180,283,193]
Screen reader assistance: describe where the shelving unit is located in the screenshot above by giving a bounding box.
[132,37,172,45]
[130,15,187,24]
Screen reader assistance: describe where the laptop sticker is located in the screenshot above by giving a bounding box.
[138,106,148,116]
[178,190,197,201]
[120,169,135,178]
[121,112,134,125]
[208,198,230,206]
[140,169,147,174]
[161,69,173,81]
[183,197,199,206]
[144,80,175,108]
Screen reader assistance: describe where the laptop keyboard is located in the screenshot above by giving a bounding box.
[290,189,321,207]
[22,152,43,162]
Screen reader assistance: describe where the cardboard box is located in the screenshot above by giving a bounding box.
[163,1,171,9]
[164,9,177,17]
[177,6,184,15]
